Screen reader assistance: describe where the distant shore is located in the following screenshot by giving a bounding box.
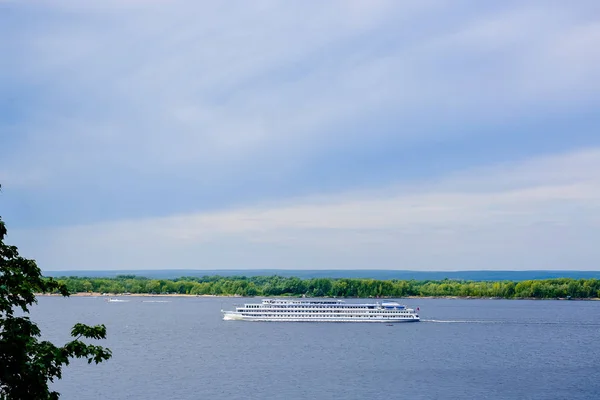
[37,292,222,298]
[35,292,600,301]
[44,275,600,300]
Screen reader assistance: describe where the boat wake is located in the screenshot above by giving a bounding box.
[422,319,499,324]
[424,319,600,327]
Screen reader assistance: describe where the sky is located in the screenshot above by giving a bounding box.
[1,0,600,271]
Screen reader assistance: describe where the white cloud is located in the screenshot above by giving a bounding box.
[11,148,600,270]
[3,0,599,184]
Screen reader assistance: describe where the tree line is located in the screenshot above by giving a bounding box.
[50,275,600,299]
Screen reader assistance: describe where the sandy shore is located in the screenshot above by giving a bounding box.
[35,292,600,301]
[37,292,227,298]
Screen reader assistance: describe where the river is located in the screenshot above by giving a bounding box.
[29,296,600,400]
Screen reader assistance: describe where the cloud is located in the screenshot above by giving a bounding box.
[10,148,600,270]
[2,1,600,270]
[3,0,599,181]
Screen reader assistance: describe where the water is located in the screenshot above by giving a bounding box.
[29,297,600,400]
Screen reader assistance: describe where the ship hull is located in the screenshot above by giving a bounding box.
[222,312,419,322]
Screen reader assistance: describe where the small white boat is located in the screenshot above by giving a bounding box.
[105,298,128,303]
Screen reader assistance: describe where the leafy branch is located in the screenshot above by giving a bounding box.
[1,214,111,400]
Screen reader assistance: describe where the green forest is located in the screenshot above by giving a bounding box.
[50,275,600,299]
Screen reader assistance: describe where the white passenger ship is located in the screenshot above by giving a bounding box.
[222,298,420,322]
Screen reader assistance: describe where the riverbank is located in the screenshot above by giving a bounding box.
[37,292,223,298]
[47,275,600,300]
[35,292,600,301]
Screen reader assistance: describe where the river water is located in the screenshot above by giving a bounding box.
[30,296,600,400]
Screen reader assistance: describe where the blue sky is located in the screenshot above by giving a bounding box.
[1,0,600,271]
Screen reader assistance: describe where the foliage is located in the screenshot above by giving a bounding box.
[0,216,111,400]
[54,274,600,299]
